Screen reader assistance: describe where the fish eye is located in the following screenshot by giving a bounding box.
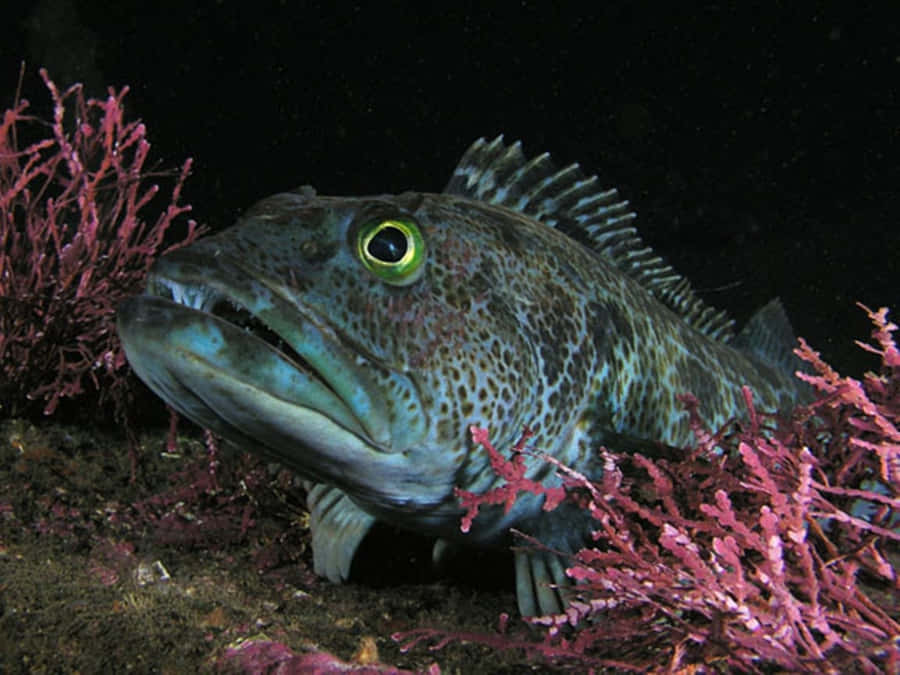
[356,218,426,285]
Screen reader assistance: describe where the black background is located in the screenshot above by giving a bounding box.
[3,2,898,374]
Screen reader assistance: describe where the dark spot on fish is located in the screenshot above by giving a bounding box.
[548,390,559,409]
[287,269,312,294]
[589,300,628,357]
[497,223,525,254]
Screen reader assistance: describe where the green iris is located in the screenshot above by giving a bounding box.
[356,218,426,285]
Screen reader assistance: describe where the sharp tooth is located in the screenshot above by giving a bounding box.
[153,278,217,312]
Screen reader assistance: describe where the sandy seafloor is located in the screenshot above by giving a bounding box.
[1,416,552,674]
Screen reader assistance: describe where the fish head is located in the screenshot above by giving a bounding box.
[117,188,598,528]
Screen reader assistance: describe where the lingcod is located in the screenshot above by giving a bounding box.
[117,136,805,616]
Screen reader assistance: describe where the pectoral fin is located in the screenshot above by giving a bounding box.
[514,549,570,617]
[305,482,376,582]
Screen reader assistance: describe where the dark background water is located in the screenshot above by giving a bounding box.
[2,2,897,375]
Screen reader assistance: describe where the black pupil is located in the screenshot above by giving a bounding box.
[367,226,408,263]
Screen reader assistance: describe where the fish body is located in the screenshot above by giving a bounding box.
[117,137,805,615]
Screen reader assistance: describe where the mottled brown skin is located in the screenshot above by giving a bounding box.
[118,153,805,615]
[167,188,800,507]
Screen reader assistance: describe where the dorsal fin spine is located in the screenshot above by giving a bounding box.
[446,135,737,341]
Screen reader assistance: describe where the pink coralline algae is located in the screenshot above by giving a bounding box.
[217,638,441,674]
[0,69,204,419]
[398,304,900,674]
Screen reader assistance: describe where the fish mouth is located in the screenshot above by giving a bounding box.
[116,249,399,482]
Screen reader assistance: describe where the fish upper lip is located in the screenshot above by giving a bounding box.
[120,290,453,507]
[145,258,393,449]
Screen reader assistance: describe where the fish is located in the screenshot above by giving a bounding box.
[116,136,806,616]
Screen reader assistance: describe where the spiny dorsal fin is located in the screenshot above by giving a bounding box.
[445,135,736,341]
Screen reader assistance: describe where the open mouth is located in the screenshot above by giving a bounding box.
[119,265,393,452]
[150,275,326,387]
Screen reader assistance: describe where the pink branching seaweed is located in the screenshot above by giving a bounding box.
[455,426,566,533]
[0,68,205,418]
[216,638,441,674]
[793,303,900,533]
[396,306,900,673]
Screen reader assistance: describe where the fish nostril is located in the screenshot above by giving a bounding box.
[298,237,337,264]
[299,239,320,260]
